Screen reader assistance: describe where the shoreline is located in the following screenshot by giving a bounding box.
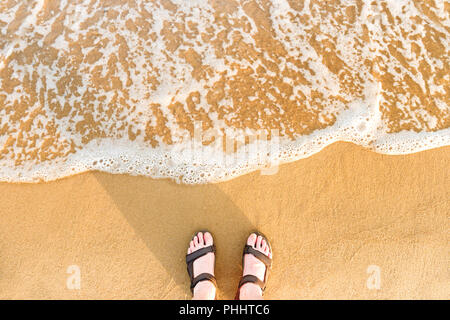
[1,125,450,184]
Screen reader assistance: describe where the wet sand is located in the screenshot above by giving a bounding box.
[1,0,449,183]
[0,142,448,299]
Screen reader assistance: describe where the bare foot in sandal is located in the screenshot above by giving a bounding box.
[186,231,216,300]
[239,233,273,300]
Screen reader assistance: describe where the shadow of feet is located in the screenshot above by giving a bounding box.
[94,172,255,299]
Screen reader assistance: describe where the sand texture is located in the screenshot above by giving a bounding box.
[0,142,448,299]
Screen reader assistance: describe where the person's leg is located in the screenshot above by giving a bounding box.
[239,233,272,300]
[187,231,216,300]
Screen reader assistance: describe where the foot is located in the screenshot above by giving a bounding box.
[187,231,216,300]
[239,233,272,300]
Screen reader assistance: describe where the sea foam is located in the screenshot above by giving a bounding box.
[0,0,448,183]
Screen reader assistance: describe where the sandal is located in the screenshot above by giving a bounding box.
[185,231,217,295]
[235,231,273,299]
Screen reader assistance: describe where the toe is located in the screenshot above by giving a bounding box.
[190,241,195,252]
[204,232,213,246]
[198,232,204,246]
[261,239,267,251]
[187,247,191,254]
[256,235,263,249]
[247,233,257,246]
[194,235,199,246]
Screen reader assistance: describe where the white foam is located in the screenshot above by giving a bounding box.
[0,0,448,184]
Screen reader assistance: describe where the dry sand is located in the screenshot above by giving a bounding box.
[0,142,448,299]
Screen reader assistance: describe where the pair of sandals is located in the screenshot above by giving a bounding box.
[186,231,272,299]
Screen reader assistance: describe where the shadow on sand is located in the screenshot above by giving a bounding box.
[94,172,255,298]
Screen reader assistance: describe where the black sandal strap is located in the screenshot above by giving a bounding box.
[190,273,217,293]
[186,245,215,264]
[186,245,216,295]
[238,275,266,291]
[244,245,272,268]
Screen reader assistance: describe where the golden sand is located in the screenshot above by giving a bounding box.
[0,142,448,299]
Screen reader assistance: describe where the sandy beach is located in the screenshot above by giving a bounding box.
[0,142,448,299]
[0,1,449,300]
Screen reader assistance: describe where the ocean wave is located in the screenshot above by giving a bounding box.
[0,0,448,183]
